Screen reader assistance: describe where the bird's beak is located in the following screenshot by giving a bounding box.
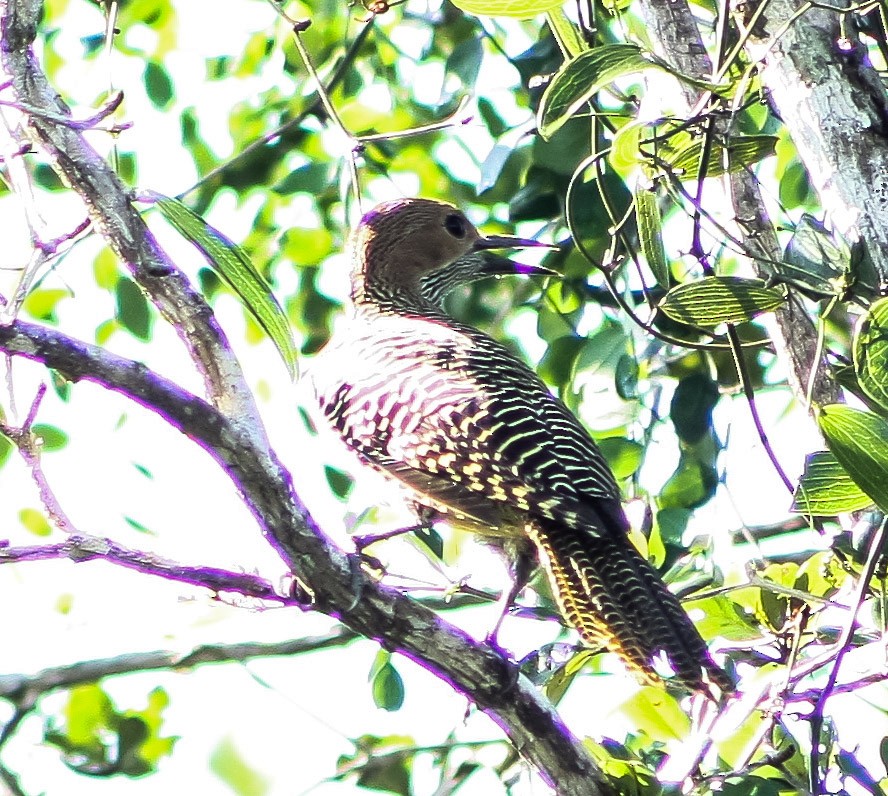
[472,234,558,277]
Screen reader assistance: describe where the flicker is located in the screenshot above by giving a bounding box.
[311,197,731,695]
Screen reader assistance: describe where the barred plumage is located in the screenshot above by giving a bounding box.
[312,197,731,696]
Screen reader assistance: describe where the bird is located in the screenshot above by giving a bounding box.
[310,197,732,696]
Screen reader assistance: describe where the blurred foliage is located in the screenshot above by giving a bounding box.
[2,0,888,794]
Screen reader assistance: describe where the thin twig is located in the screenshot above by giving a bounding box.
[0,534,293,604]
[726,323,794,492]
[807,517,888,793]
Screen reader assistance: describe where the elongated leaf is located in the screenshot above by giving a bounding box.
[854,296,888,415]
[539,45,655,139]
[659,277,784,327]
[792,451,873,515]
[150,193,297,379]
[450,0,563,19]
[635,189,670,287]
[538,44,724,139]
[818,405,888,513]
[665,135,778,180]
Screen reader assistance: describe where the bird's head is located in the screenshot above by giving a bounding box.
[349,198,553,307]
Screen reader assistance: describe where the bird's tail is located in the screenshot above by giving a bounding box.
[528,520,732,697]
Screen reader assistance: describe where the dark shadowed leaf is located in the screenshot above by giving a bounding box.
[115,277,153,341]
[324,465,354,500]
[143,62,173,109]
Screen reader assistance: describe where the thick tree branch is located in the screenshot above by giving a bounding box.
[0,4,615,789]
[745,0,888,291]
[0,320,612,795]
[0,0,264,431]
[637,0,840,409]
[0,535,293,604]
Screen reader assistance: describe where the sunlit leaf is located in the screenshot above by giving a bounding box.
[636,188,670,288]
[539,45,657,138]
[539,44,723,138]
[818,405,888,512]
[369,651,405,712]
[149,192,298,379]
[597,437,643,480]
[792,451,873,515]
[659,277,785,327]
[19,507,52,536]
[854,296,888,414]
[210,737,269,796]
[451,0,563,19]
[665,135,778,180]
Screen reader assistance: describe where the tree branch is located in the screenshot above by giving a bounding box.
[0,535,292,604]
[0,321,612,794]
[744,0,888,290]
[637,0,841,409]
[0,0,265,431]
[0,630,358,706]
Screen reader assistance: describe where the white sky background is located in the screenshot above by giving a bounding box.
[1,0,874,794]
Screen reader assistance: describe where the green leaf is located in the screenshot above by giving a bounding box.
[635,189,670,288]
[545,8,585,58]
[792,451,874,515]
[819,405,888,512]
[0,432,12,469]
[614,354,639,400]
[854,296,888,414]
[538,44,723,138]
[149,192,298,379]
[443,37,483,95]
[413,525,444,559]
[124,516,153,534]
[341,735,413,796]
[619,687,690,741]
[210,737,269,796]
[32,423,69,451]
[324,465,354,500]
[597,437,643,480]
[721,775,781,795]
[659,456,718,509]
[143,62,173,109]
[19,507,52,536]
[369,652,405,712]
[450,0,564,19]
[23,288,69,322]
[115,277,153,341]
[670,373,719,444]
[778,213,853,298]
[539,45,656,139]
[665,135,778,180]
[659,276,785,327]
[63,684,114,746]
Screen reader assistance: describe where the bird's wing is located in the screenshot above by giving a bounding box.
[318,323,625,536]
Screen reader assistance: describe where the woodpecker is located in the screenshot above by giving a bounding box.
[311,197,731,696]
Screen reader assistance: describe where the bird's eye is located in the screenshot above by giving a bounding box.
[444,213,467,239]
